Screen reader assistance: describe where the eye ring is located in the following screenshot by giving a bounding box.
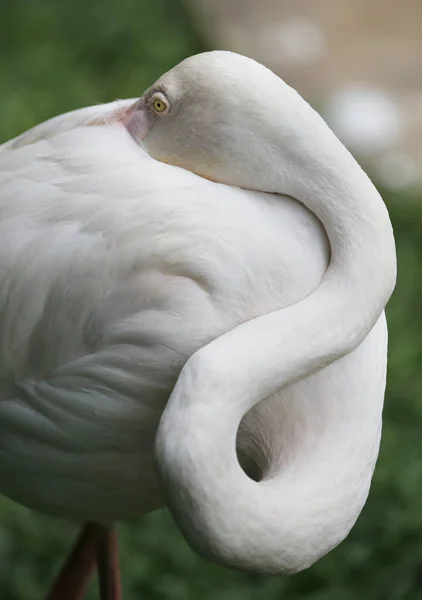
[150,92,170,115]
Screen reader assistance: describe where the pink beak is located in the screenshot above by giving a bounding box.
[120,99,152,142]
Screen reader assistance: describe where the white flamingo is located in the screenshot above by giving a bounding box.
[0,51,396,599]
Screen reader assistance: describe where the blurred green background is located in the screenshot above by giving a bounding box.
[1,0,422,599]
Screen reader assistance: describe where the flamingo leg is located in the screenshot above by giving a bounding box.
[96,524,122,600]
[46,523,98,600]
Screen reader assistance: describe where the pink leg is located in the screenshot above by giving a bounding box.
[96,524,122,600]
[46,523,97,600]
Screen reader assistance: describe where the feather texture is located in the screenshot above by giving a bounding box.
[0,102,333,522]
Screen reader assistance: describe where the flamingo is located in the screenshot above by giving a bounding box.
[0,51,396,599]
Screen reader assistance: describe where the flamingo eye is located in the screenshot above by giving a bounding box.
[150,93,170,115]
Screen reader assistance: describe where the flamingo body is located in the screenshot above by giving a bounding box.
[0,50,395,580]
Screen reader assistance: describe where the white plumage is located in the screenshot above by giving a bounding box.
[0,51,396,581]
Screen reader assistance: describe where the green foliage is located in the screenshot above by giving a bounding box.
[0,0,204,142]
[1,1,422,598]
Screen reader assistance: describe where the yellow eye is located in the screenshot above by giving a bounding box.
[152,97,168,113]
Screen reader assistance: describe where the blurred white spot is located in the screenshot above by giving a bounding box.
[263,17,327,66]
[325,86,403,155]
[377,152,420,189]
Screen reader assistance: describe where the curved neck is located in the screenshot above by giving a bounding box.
[154,115,396,573]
